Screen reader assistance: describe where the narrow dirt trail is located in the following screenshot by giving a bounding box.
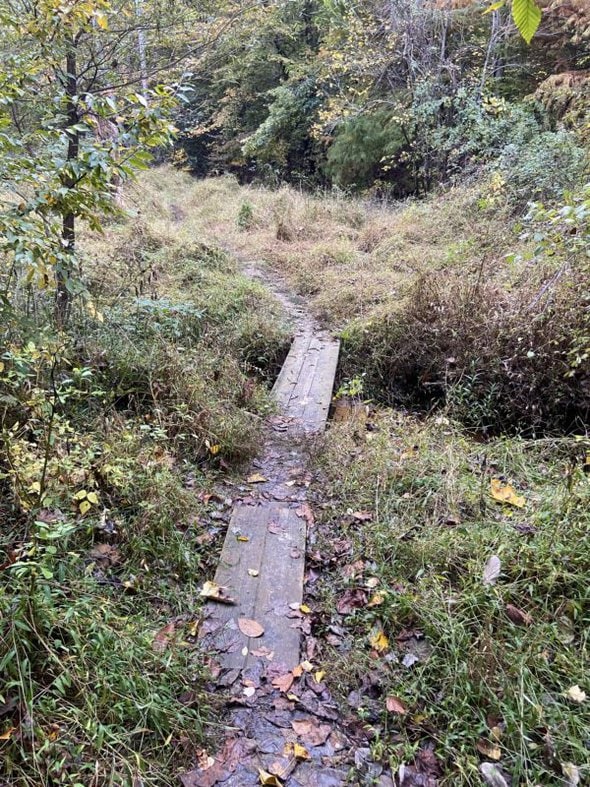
[180,263,380,786]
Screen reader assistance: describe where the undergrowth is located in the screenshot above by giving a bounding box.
[156,164,589,435]
[0,176,290,784]
[311,413,590,786]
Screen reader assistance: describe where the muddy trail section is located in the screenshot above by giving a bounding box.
[179,264,394,786]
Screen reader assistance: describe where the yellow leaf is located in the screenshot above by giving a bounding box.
[0,362,4,372]
[370,629,389,654]
[0,726,16,740]
[490,478,525,508]
[299,604,311,614]
[237,535,250,542]
[86,492,98,505]
[74,489,88,500]
[79,500,91,515]
[258,768,283,786]
[284,741,310,760]
[314,670,326,683]
[476,738,502,760]
[95,11,108,29]
[368,592,385,607]
[247,473,267,484]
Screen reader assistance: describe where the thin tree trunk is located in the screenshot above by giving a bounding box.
[55,36,80,329]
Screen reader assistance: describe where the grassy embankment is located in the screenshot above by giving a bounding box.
[169,166,589,785]
[0,173,289,785]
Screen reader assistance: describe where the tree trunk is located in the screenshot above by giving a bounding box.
[55,36,79,329]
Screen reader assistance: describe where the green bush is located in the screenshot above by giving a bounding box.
[341,188,590,434]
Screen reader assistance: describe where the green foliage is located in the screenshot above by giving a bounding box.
[316,413,590,785]
[237,201,255,230]
[325,110,408,192]
[511,0,542,44]
[495,130,588,205]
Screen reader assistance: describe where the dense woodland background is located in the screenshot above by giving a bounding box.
[0,1,589,785]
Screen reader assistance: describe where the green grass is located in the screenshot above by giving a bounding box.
[311,412,590,785]
[0,173,290,785]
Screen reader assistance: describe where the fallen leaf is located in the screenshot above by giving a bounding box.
[369,628,389,654]
[267,522,285,535]
[299,604,311,615]
[250,646,274,660]
[238,618,265,638]
[195,749,215,772]
[368,592,385,607]
[351,511,373,522]
[272,673,294,693]
[284,741,310,761]
[314,670,326,683]
[295,503,315,526]
[386,696,408,715]
[337,588,368,614]
[243,686,256,698]
[505,603,533,626]
[365,577,379,589]
[565,685,586,703]
[291,718,332,746]
[490,478,525,508]
[483,555,501,587]
[236,535,250,542]
[88,543,121,566]
[152,622,175,653]
[479,763,509,787]
[0,726,16,741]
[476,739,502,760]
[562,762,580,786]
[258,768,282,786]
[199,581,237,605]
[247,473,267,484]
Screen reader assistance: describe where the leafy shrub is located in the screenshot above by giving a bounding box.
[495,129,587,206]
[341,188,590,434]
[325,109,409,192]
[237,200,255,230]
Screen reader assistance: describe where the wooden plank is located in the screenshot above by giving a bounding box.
[243,504,305,671]
[204,502,306,673]
[301,339,341,431]
[272,329,314,408]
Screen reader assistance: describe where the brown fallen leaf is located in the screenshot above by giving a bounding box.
[476,738,502,760]
[0,726,16,741]
[152,622,175,653]
[386,696,408,715]
[88,543,122,566]
[199,581,237,605]
[295,503,315,526]
[505,603,533,626]
[337,588,368,614]
[272,673,295,693]
[238,618,265,638]
[352,511,373,522]
[247,473,267,484]
[267,522,285,535]
[291,717,332,747]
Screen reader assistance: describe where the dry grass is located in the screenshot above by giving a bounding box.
[127,166,519,328]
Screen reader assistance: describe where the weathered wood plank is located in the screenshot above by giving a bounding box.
[204,309,339,676]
